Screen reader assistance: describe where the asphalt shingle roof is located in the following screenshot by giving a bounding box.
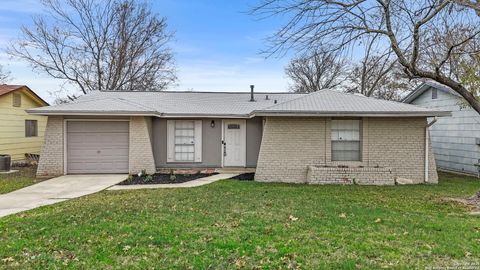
[255,89,448,116]
[27,89,449,117]
[0,84,24,96]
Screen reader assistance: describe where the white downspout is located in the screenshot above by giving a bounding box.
[425,117,437,183]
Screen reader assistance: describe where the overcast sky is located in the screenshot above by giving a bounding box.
[0,0,293,103]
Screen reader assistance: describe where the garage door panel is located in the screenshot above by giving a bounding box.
[68,133,129,144]
[68,121,129,133]
[67,146,128,156]
[68,161,128,174]
[67,121,129,174]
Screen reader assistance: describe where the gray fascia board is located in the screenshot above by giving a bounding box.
[402,83,430,103]
[253,111,451,117]
[27,110,253,119]
[160,113,252,119]
[26,110,160,116]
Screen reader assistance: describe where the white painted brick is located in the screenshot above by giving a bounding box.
[255,117,438,185]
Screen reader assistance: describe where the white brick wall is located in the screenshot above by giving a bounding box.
[36,116,64,177]
[129,116,156,174]
[307,166,395,185]
[255,117,327,183]
[255,117,438,184]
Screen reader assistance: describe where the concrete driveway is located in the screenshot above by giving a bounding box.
[0,175,126,218]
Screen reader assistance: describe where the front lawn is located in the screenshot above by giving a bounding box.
[1,172,479,269]
[0,166,38,194]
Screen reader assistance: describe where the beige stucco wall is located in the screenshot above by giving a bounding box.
[36,116,156,177]
[255,117,438,184]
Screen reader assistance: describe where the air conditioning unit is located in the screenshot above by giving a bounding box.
[0,155,11,172]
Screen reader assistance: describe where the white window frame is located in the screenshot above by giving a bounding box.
[331,119,362,161]
[167,120,202,163]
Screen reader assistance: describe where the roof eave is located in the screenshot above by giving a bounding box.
[402,83,431,103]
[253,111,452,117]
[26,110,253,118]
[26,110,159,117]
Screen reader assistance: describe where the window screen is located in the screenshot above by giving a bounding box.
[13,93,21,107]
[174,121,195,161]
[331,120,361,161]
[25,120,38,137]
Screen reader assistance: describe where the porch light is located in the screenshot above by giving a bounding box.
[210,120,215,128]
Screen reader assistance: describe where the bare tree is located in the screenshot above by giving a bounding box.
[0,65,10,83]
[426,22,480,101]
[346,35,414,100]
[285,50,347,93]
[9,0,176,98]
[252,0,480,113]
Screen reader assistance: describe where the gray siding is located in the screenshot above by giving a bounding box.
[246,117,263,167]
[411,87,480,175]
[152,117,263,168]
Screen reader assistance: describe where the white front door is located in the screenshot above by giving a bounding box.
[223,120,246,167]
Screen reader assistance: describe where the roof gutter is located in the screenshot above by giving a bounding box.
[26,110,160,117]
[252,111,451,117]
[26,110,254,119]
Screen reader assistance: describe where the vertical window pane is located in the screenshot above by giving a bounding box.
[25,120,38,137]
[331,120,361,161]
[174,120,195,161]
[13,93,21,107]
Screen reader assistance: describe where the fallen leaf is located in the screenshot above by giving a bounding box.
[289,215,299,221]
[235,257,246,268]
[375,218,382,223]
[122,245,131,252]
[339,213,347,218]
[1,257,14,263]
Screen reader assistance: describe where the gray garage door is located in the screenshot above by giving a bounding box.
[67,121,129,174]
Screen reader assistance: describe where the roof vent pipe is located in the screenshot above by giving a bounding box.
[250,85,255,102]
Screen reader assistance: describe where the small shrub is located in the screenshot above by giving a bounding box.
[126,175,134,182]
[170,174,177,182]
[144,175,153,183]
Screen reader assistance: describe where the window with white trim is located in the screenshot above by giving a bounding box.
[174,120,195,161]
[331,119,361,161]
[167,120,202,162]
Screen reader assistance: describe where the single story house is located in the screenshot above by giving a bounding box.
[0,84,48,162]
[404,81,480,176]
[27,88,450,185]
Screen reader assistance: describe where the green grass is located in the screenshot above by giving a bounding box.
[0,166,38,194]
[1,172,479,269]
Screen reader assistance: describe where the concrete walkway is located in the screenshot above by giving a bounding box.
[107,173,238,190]
[0,175,126,218]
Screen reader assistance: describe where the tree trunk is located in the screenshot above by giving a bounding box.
[425,73,480,114]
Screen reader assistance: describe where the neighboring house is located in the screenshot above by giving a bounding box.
[27,88,449,185]
[0,85,49,162]
[404,81,480,176]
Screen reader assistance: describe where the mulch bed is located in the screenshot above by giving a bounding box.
[119,173,218,185]
[229,173,255,181]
